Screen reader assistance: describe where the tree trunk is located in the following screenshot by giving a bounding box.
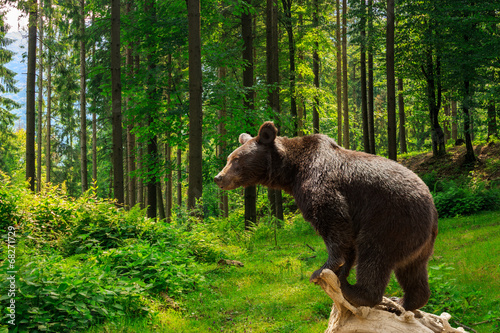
[111,0,124,204]
[242,3,256,228]
[145,0,157,218]
[463,80,476,163]
[157,182,166,220]
[386,0,397,161]
[266,0,284,222]
[342,0,349,148]
[424,49,445,157]
[367,0,375,154]
[80,0,88,193]
[283,0,298,135]
[187,0,203,211]
[398,78,407,154]
[126,1,136,208]
[46,8,52,185]
[26,0,37,191]
[312,0,320,134]
[177,139,182,207]
[443,101,451,143]
[451,100,458,142]
[360,0,369,153]
[91,28,97,186]
[336,0,342,144]
[37,10,43,193]
[487,101,497,140]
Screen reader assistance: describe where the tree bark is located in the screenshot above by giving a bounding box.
[398,78,407,154]
[145,0,157,218]
[282,0,297,135]
[386,0,397,161]
[367,0,375,154]
[336,0,342,144]
[37,10,43,192]
[342,0,349,148]
[242,2,256,228]
[463,80,476,163]
[451,100,458,142]
[26,0,37,191]
[187,0,203,211]
[111,0,124,204]
[360,0,369,153]
[126,1,136,207]
[92,38,97,185]
[312,0,320,134]
[266,0,283,222]
[487,101,497,140]
[80,0,88,193]
[46,6,52,185]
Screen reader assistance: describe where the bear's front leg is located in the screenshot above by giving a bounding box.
[310,234,354,283]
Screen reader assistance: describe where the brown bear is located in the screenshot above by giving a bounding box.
[214,121,438,311]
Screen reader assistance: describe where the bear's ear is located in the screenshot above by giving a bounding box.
[257,121,277,145]
[239,133,252,145]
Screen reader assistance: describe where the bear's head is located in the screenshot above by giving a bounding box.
[214,121,278,190]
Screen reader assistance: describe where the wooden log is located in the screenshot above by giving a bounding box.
[312,269,467,333]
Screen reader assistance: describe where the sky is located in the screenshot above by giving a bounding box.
[4,5,27,32]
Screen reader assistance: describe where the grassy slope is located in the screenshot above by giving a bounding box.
[89,211,500,333]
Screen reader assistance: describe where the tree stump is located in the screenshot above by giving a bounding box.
[312,269,467,333]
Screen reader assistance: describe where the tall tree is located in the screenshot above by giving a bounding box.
[242,0,256,229]
[341,0,349,147]
[187,0,203,210]
[367,0,375,154]
[145,0,158,217]
[26,0,37,191]
[360,0,369,153]
[282,0,297,134]
[386,0,397,160]
[46,0,52,184]
[398,78,407,153]
[266,0,283,222]
[80,0,88,192]
[36,9,43,192]
[111,0,124,204]
[126,1,136,207]
[312,0,320,133]
[336,0,342,143]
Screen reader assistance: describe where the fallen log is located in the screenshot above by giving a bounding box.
[312,269,467,333]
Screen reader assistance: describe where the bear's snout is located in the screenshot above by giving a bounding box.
[214,174,223,185]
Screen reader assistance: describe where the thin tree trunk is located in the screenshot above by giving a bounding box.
[463,80,476,163]
[177,140,182,207]
[360,0,368,153]
[26,0,37,191]
[126,1,136,207]
[367,0,375,154]
[92,40,97,185]
[342,0,349,148]
[443,101,451,143]
[297,7,304,136]
[336,0,342,143]
[46,8,52,185]
[157,182,166,220]
[386,0,397,160]
[398,78,407,154]
[487,101,497,140]
[242,4,256,228]
[80,0,88,193]
[37,10,43,192]
[451,100,458,142]
[282,0,298,135]
[111,0,124,204]
[187,0,203,211]
[312,0,320,133]
[145,0,157,217]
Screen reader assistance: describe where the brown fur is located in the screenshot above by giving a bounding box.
[215,122,438,311]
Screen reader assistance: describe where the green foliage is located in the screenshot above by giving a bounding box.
[432,180,500,218]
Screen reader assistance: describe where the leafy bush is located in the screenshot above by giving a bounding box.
[433,181,499,218]
[0,254,148,332]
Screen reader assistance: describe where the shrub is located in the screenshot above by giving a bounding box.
[433,181,500,218]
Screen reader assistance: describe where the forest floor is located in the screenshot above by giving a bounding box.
[88,210,500,333]
[399,141,500,182]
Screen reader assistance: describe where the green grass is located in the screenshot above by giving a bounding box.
[87,211,500,333]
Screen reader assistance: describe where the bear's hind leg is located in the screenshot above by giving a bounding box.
[394,257,431,311]
[340,256,392,308]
